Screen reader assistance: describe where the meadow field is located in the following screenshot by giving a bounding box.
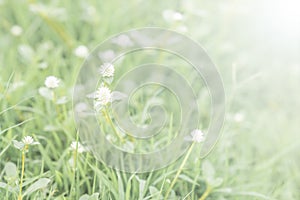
[0,0,300,199]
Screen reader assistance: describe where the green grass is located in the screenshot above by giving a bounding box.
[1,0,300,199]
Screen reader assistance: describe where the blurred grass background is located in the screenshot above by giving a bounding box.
[0,0,299,199]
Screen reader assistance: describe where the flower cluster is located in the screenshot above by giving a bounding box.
[92,62,116,111]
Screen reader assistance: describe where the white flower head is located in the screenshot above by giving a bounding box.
[99,63,115,77]
[94,84,112,106]
[172,12,184,21]
[74,45,89,58]
[70,141,85,153]
[162,9,184,22]
[190,129,205,143]
[233,112,245,123]
[13,136,39,150]
[45,76,60,89]
[10,25,23,36]
[22,136,34,145]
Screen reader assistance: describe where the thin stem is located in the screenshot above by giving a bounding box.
[164,142,195,200]
[51,90,60,116]
[103,107,124,142]
[70,132,79,199]
[198,184,212,200]
[92,160,97,194]
[18,149,26,200]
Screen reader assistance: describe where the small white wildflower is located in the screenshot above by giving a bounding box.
[234,112,245,123]
[162,10,184,22]
[10,25,23,36]
[13,136,38,150]
[45,76,60,89]
[74,45,89,58]
[172,12,184,21]
[22,136,34,145]
[94,85,112,106]
[190,129,205,143]
[70,141,85,153]
[99,63,115,77]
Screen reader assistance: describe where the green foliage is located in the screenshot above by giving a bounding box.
[0,0,299,199]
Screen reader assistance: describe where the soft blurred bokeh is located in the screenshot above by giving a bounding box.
[1,0,299,199]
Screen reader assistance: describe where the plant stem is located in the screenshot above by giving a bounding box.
[198,184,212,200]
[164,142,195,200]
[18,149,26,200]
[103,107,124,142]
[70,132,79,199]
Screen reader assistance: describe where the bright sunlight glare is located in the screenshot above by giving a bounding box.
[261,0,300,38]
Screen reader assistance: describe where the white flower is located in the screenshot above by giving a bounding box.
[162,10,184,22]
[74,45,89,58]
[70,141,85,153]
[99,63,115,77]
[10,25,23,36]
[13,136,39,150]
[234,112,244,123]
[45,76,60,89]
[190,129,205,143]
[22,136,34,145]
[94,85,112,106]
[173,12,184,21]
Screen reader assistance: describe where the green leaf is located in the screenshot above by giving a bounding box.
[149,186,163,199]
[111,91,127,102]
[117,172,125,200]
[79,193,100,200]
[23,178,51,196]
[12,140,24,150]
[135,176,146,200]
[0,182,14,192]
[209,177,223,187]
[38,87,53,100]
[202,160,215,179]
[79,194,90,200]
[179,174,199,185]
[56,96,68,104]
[5,162,17,178]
